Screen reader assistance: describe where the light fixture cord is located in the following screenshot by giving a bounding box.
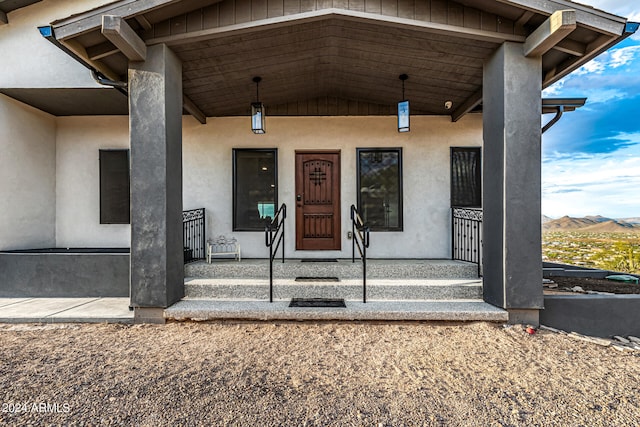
[402,79,405,100]
[256,80,260,103]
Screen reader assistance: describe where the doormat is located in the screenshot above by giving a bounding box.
[289,298,346,308]
[301,259,338,262]
[294,277,340,282]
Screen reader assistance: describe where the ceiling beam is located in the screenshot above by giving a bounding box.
[495,0,626,35]
[451,89,482,122]
[515,10,534,27]
[135,15,153,31]
[0,9,7,25]
[183,95,206,124]
[53,0,180,41]
[524,9,576,57]
[552,38,586,56]
[87,42,120,61]
[63,39,122,82]
[145,9,526,46]
[102,15,147,61]
[543,33,616,87]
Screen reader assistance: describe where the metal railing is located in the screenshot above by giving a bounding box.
[351,204,370,303]
[183,208,206,263]
[452,207,482,277]
[265,203,286,303]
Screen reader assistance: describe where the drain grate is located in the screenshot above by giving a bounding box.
[289,298,346,308]
[294,277,340,282]
[301,258,338,262]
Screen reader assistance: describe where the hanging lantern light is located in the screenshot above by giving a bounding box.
[397,74,410,133]
[251,76,265,134]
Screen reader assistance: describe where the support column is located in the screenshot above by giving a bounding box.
[129,44,183,322]
[482,42,544,325]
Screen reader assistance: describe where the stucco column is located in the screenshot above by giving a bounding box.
[129,44,183,322]
[482,42,544,325]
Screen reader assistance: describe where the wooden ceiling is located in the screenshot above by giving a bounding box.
[173,18,498,117]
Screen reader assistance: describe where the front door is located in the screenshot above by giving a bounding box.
[295,151,341,250]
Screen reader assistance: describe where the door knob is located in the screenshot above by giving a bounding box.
[296,194,302,201]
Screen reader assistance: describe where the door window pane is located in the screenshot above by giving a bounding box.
[357,148,403,231]
[233,149,277,231]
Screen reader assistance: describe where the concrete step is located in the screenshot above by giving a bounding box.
[185,259,479,280]
[164,299,508,322]
[184,278,482,301]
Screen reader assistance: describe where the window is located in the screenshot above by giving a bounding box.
[451,147,481,207]
[233,149,277,231]
[357,148,403,231]
[99,149,130,224]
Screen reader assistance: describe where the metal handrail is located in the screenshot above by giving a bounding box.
[265,203,286,303]
[351,204,370,303]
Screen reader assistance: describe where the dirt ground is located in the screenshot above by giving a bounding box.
[546,276,640,294]
[1,321,639,426]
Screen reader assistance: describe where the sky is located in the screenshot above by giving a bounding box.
[541,1,640,219]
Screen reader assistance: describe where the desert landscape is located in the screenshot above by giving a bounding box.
[542,215,640,275]
[1,321,640,426]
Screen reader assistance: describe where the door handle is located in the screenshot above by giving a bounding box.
[296,194,302,201]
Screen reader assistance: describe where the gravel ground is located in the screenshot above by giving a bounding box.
[1,321,639,426]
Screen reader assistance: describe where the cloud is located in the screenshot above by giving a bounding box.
[542,132,640,217]
[610,46,640,68]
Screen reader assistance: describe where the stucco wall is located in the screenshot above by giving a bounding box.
[0,0,112,88]
[0,94,56,250]
[55,114,482,258]
[56,116,130,248]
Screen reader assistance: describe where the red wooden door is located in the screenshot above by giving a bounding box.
[295,151,341,250]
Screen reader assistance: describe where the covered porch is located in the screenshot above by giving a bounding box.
[32,0,635,324]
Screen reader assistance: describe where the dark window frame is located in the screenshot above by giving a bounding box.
[99,149,130,225]
[356,147,403,232]
[450,147,482,208]
[232,148,278,231]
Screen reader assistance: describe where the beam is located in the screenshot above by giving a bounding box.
[451,89,482,122]
[53,0,222,41]
[87,42,120,60]
[0,9,7,25]
[63,39,122,82]
[102,15,147,61]
[146,9,526,46]
[515,10,534,27]
[524,10,576,57]
[135,14,153,31]
[494,0,626,36]
[54,0,178,40]
[543,33,615,87]
[183,94,206,124]
[553,38,586,56]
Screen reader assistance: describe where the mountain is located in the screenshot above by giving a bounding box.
[620,217,640,224]
[543,215,640,232]
[542,215,555,224]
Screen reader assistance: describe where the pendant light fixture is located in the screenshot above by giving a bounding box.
[251,76,265,134]
[397,74,410,133]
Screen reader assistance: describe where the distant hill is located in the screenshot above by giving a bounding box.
[620,217,640,224]
[542,215,555,224]
[543,215,640,232]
